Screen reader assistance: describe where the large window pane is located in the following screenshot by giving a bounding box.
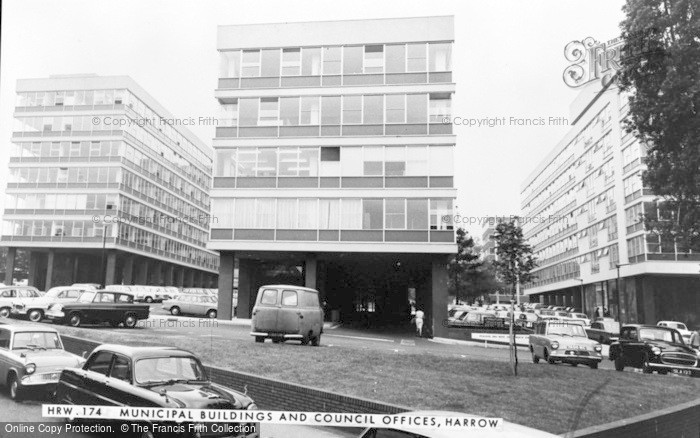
[322,47,341,75]
[212,199,234,227]
[239,99,259,126]
[343,96,362,124]
[386,95,406,123]
[301,97,320,125]
[282,48,301,76]
[385,147,406,176]
[406,146,428,176]
[430,199,453,230]
[321,96,341,125]
[386,44,406,73]
[298,199,318,229]
[299,148,319,176]
[302,48,322,75]
[219,102,238,127]
[341,199,362,230]
[363,45,384,73]
[429,146,453,176]
[259,98,279,125]
[429,43,452,72]
[278,147,298,176]
[341,147,363,176]
[256,148,277,177]
[343,46,363,74]
[241,50,261,77]
[280,97,300,126]
[277,199,297,228]
[319,199,340,229]
[261,49,281,77]
[429,94,451,122]
[234,199,255,228]
[363,95,383,124]
[363,146,383,176]
[216,149,236,177]
[407,94,427,123]
[407,43,427,72]
[256,199,275,228]
[385,199,405,229]
[407,199,429,229]
[363,200,383,230]
[236,149,257,177]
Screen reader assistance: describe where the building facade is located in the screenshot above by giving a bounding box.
[211,16,457,335]
[3,75,219,289]
[520,81,700,327]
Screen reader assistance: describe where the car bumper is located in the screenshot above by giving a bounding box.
[250,332,303,340]
[45,310,66,322]
[20,371,62,388]
[10,308,29,316]
[647,363,700,377]
[550,351,603,363]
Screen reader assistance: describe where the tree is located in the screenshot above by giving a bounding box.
[617,0,700,252]
[492,220,538,376]
[447,228,481,304]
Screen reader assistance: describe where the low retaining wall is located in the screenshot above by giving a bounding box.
[60,333,700,438]
[447,327,533,346]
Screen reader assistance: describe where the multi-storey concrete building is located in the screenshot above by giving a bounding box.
[2,75,219,289]
[521,81,700,326]
[211,16,457,335]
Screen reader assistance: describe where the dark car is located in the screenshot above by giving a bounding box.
[54,344,258,437]
[609,324,700,376]
[45,290,149,328]
[585,319,620,344]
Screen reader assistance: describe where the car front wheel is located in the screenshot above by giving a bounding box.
[8,374,23,401]
[28,309,43,322]
[614,355,625,371]
[124,314,138,329]
[207,309,217,319]
[544,349,555,364]
[170,306,181,316]
[69,313,81,327]
[0,307,10,318]
[312,334,321,347]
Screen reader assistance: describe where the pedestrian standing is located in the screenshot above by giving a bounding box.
[414,308,425,337]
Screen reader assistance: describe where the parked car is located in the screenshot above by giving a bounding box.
[250,285,323,345]
[0,286,43,318]
[565,313,591,326]
[451,311,506,328]
[54,344,258,436]
[357,411,558,438]
[163,294,218,318]
[529,320,603,369]
[585,319,620,344]
[0,324,84,400]
[516,311,539,328]
[657,321,692,344]
[10,286,89,322]
[609,325,699,376]
[45,290,150,328]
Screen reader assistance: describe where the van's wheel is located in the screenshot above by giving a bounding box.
[207,309,217,319]
[544,349,555,364]
[589,362,599,369]
[311,334,321,346]
[642,353,653,374]
[8,373,23,401]
[272,339,282,344]
[69,312,82,327]
[170,306,181,316]
[255,337,265,343]
[124,314,138,329]
[0,307,10,318]
[109,321,120,328]
[530,346,539,363]
[28,309,44,322]
[301,334,310,346]
[145,297,153,303]
[614,355,625,371]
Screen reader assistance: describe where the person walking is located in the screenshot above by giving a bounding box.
[414,308,425,337]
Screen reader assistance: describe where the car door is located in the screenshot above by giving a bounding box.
[277,290,301,335]
[71,350,114,406]
[104,353,143,406]
[253,288,279,332]
[0,328,12,382]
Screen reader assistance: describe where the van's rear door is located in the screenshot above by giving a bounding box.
[277,289,301,334]
[253,288,279,332]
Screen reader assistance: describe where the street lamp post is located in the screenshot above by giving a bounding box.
[100,225,108,289]
[577,278,585,314]
[615,263,629,324]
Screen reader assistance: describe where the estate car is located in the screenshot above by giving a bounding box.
[0,286,43,318]
[609,324,699,376]
[0,324,84,400]
[529,320,603,369]
[250,285,323,345]
[54,344,258,437]
[45,289,150,328]
[11,286,90,322]
[162,294,218,318]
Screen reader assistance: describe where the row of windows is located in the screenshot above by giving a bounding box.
[1,220,217,269]
[15,89,211,171]
[10,141,210,204]
[4,193,117,211]
[215,145,453,178]
[121,197,210,242]
[211,198,454,231]
[9,166,120,184]
[219,42,452,78]
[218,93,451,127]
[122,170,210,220]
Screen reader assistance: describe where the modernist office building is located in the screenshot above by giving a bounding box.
[2,75,219,289]
[211,17,457,336]
[520,81,700,326]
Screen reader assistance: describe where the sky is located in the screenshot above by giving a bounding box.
[0,0,626,240]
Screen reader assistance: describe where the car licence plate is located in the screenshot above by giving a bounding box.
[671,368,693,376]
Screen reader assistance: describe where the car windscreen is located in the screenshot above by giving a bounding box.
[77,291,96,303]
[13,332,62,350]
[640,328,681,343]
[548,324,586,337]
[18,289,39,298]
[134,356,207,384]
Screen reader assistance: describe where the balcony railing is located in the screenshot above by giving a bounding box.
[209,228,455,244]
[217,72,452,90]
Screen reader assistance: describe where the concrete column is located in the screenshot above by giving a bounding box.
[195,271,204,288]
[175,267,185,288]
[4,247,16,285]
[164,264,174,286]
[45,250,56,290]
[152,261,163,286]
[304,254,317,290]
[237,259,252,318]
[72,255,80,284]
[431,255,449,338]
[136,258,149,285]
[217,252,234,320]
[185,269,195,288]
[28,251,39,287]
[122,255,134,285]
[104,251,117,287]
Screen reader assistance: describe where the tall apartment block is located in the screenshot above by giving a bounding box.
[2,75,219,289]
[211,17,457,335]
[520,81,700,326]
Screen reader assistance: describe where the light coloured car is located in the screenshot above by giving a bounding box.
[657,321,692,344]
[11,286,89,322]
[357,411,558,438]
[529,320,603,369]
[162,294,219,318]
[565,313,591,326]
[0,324,85,400]
[251,285,323,345]
[0,286,42,319]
